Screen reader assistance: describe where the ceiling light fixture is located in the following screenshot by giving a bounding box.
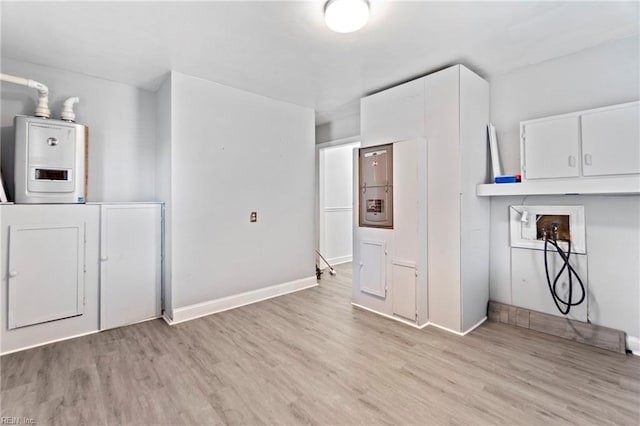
[324,0,370,33]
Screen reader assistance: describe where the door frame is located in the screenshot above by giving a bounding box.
[316,136,360,265]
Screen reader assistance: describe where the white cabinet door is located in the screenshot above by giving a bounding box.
[392,262,416,322]
[361,78,424,146]
[522,116,581,179]
[581,102,640,177]
[359,240,386,298]
[100,204,161,330]
[8,224,84,329]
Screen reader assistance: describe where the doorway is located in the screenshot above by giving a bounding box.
[318,140,360,267]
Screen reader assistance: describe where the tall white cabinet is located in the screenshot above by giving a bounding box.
[354,64,490,334]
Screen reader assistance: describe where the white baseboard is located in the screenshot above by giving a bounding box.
[351,302,490,335]
[627,335,640,356]
[1,329,100,356]
[167,276,318,325]
[351,302,428,329]
[426,317,488,336]
[463,317,488,335]
[325,255,352,266]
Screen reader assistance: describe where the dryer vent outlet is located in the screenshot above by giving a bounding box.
[537,214,570,241]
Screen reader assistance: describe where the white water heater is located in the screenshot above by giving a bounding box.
[13,115,86,204]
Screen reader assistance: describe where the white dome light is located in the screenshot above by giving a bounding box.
[324,0,370,33]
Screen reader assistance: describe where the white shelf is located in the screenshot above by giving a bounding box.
[476,175,640,197]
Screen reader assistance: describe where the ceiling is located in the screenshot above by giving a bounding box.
[1,1,638,125]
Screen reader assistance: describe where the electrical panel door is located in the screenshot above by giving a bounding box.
[8,224,85,329]
[359,144,393,228]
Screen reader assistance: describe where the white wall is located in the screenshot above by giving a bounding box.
[315,112,360,144]
[167,72,315,309]
[0,57,157,202]
[319,142,359,265]
[491,36,639,175]
[489,36,640,338]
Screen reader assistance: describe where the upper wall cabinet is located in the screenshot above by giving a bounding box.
[520,101,639,181]
[361,78,425,146]
[521,116,581,179]
[581,102,639,177]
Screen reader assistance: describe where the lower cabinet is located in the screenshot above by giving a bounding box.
[99,204,162,330]
[0,204,100,354]
[0,202,163,354]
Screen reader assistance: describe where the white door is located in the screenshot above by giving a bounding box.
[581,102,640,177]
[522,116,581,179]
[319,142,359,266]
[8,224,85,329]
[359,240,386,297]
[100,204,161,330]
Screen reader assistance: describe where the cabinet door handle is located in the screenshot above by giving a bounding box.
[568,155,576,167]
[584,153,592,166]
[8,270,18,278]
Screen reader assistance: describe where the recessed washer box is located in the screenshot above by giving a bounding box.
[509,205,586,254]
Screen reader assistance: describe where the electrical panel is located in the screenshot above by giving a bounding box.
[359,144,393,228]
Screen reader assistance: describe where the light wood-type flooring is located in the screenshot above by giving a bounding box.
[2,262,639,425]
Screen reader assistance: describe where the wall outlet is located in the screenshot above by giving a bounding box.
[250,211,257,222]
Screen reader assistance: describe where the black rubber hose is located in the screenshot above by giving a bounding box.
[548,238,586,307]
[543,236,586,315]
[552,241,587,306]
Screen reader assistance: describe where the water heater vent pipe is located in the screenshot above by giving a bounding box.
[0,73,50,118]
[61,97,80,122]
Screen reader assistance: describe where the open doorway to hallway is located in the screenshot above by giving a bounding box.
[317,140,360,273]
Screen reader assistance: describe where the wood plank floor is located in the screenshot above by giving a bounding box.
[2,262,639,425]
